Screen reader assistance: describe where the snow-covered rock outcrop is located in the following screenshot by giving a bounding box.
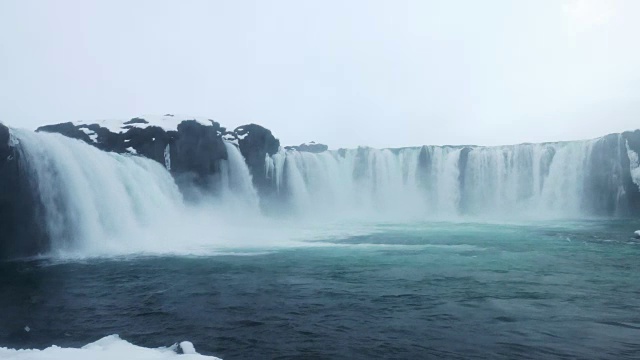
[36,116,280,196]
[284,141,328,153]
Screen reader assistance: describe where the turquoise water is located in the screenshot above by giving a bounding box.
[2,220,640,359]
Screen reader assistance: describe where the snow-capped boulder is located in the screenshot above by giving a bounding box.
[233,124,280,192]
[284,141,328,153]
[37,116,229,188]
[35,116,284,198]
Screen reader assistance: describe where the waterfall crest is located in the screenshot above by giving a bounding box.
[267,135,638,219]
[3,127,639,258]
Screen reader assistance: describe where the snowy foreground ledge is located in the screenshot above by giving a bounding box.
[0,335,222,360]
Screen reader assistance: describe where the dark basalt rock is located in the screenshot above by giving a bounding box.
[120,125,173,164]
[0,122,10,161]
[621,130,640,215]
[285,142,328,153]
[585,134,625,215]
[171,120,228,188]
[579,131,640,216]
[123,117,149,125]
[38,122,121,153]
[0,123,47,259]
[38,122,92,143]
[234,124,280,192]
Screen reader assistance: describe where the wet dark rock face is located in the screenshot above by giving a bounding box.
[170,120,227,184]
[233,124,280,193]
[0,123,10,160]
[0,123,47,259]
[621,130,640,215]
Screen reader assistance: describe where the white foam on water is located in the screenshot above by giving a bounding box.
[0,335,221,360]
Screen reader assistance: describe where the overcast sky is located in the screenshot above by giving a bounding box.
[1,0,639,148]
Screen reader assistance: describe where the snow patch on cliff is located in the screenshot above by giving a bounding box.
[0,334,222,360]
[626,140,640,189]
[74,115,216,134]
[8,129,19,147]
[222,134,238,146]
[79,127,98,143]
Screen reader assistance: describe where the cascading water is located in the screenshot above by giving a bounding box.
[13,129,184,255]
[460,141,595,217]
[2,128,269,258]
[267,135,640,219]
[4,126,640,259]
[218,142,261,214]
[266,147,456,219]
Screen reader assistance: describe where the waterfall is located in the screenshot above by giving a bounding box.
[164,144,171,171]
[218,142,261,213]
[3,126,639,259]
[459,141,594,217]
[13,129,184,255]
[267,135,637,219]
[266,147,445,218]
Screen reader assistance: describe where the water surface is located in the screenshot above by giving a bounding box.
[2,220,640,359]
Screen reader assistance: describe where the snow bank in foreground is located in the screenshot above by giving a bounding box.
[0,335,221,360]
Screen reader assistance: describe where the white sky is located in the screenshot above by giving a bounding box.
[1,0,639,148]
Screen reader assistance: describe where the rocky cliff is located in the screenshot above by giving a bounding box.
[36,116,280,196]
[0,123,47,259]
